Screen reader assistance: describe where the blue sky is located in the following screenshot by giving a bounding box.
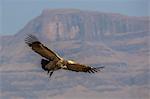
[0,0,149,35]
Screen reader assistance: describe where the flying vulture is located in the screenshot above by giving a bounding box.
[25,35,104,77]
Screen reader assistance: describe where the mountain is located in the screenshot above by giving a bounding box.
[15,9,149,41]
[0,9,149,99]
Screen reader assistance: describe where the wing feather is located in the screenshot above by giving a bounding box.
[66,63,104,73]
[25,35,61,61]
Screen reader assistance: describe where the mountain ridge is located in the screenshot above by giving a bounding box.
[1,9,149,64]
[9,9,148,41]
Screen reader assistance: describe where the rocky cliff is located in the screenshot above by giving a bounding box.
[15,9,149,41]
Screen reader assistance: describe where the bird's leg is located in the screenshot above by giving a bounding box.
[49,71,54,78]
[47,70,50,74]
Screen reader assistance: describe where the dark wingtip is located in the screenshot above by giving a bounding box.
[87,66,104,73]
[25,34,39,46]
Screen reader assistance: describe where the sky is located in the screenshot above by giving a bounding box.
[0,0,149,35]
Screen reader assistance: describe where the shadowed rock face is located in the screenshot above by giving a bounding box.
[0,9,149,99]
[15,9,149,41]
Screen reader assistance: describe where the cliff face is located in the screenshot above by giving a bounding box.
[1,9,149,64]
[17,9,149,41]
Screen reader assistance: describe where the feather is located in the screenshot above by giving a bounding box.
[25,35,61,61]
[41,59,49,71]
[66,63,104,73]
[25,35,104,78]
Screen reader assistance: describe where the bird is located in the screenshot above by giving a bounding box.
[25,34,104,77]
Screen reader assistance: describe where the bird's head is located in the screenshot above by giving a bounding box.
[67,60,75,64]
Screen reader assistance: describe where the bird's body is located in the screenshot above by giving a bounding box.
[25,35,104,77]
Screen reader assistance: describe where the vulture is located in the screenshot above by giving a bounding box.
[25,35,104,77]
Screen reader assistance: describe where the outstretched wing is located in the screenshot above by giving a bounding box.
[66,63,104,73]
[25,35,61,61]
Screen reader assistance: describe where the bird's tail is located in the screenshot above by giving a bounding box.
[41,59,49,71]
